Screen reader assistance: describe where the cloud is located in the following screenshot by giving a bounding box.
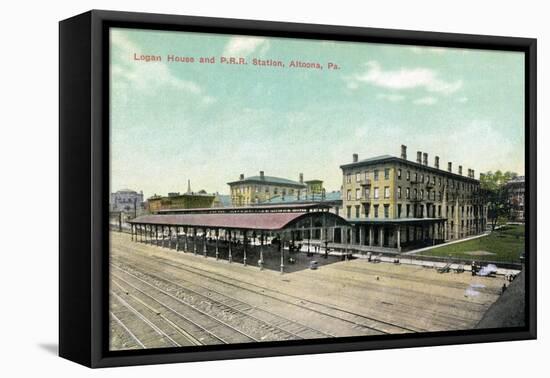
[408,46,447,55]
[376,93,406,102]
[413,96,437,105]
[110,30,209,99]
[347,61,463,95]
[223,36,270,56]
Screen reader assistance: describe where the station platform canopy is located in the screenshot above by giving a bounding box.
[155,203,331,215]
[130,211,350,231]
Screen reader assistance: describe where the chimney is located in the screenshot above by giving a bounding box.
[447,162,452,172]
[239,173,244,180]
[423,152,428,166]
[435,156,440,169]
[416,151,422,164]
[352,153,358,163]
[260,171,265,180]
[471,169,475,179]
[299,173,304,184]
[401,145,407,160]
[458,165,463,175]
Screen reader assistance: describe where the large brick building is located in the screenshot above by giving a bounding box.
[340,145,487,251]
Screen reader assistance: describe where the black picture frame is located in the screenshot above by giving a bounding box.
[59,9,537,368]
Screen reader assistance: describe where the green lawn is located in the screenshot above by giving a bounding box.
[420,224,525,263]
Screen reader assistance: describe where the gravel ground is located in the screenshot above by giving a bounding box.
[110,231,512,350]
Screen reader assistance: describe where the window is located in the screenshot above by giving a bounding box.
[397,204,402,218]
[397,186,402,199]
[406,187,410,199]
[420,189,424,199]
[374,205,379,218]
[355,188,361,200]
[384,204,389,218]
[365,188,370,198]
[432,176,436,185]
[438,178,442,186]
[346,174,351,184]
[426,175,430,184]
[420,174,424,183]
[356,172,361,182]
[274,188,278,195]
[414,172,418,182]
[406,204,411,218]
[384,168,390,180]
[438,205,442,217]
[347,189,352,201]
[355,205,360,218]
[364,204,370,218]
[384,186,390,199]
[374,187,379,199]
[413,188,417,199]
[406,170,410,180]
[347,206,351,218]
[374,169,379,180]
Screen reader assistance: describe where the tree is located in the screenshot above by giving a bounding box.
[480,170,517,230]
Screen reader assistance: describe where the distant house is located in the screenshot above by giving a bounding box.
[506,176,525,222]
[110,189,144,214]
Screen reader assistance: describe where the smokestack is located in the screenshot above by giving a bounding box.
[239,173,244,180]
[260,171,265,180]
[299,173,304,184]
[459,165,463,175]
[423,152,428,166]
[352,153,358,163]
[416,151,422,164]
[447,162,452,172]
[401,145,407,160]
[435,156,440,169]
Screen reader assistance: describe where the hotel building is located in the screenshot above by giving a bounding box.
[340,145,488,252]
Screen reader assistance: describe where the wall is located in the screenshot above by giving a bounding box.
[1,1,546,378]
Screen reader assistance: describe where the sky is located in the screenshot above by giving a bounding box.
[110,28,525,198]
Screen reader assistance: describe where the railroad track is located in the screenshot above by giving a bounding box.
[112,264,322,344]
[111,272,255,345]
[111,278,219,346]
[111,249,418,334]
[112,262,334,340]
[136,249,487,330]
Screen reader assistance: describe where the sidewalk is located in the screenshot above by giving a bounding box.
[402,231,491,255]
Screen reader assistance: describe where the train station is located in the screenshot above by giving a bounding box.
[129,203,352,272]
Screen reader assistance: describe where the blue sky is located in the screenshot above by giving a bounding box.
[110,28,525,198]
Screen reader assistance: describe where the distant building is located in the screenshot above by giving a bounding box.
[147,181,216,213]
[506,176,525,222]
[110,189,144,214]
[228,171,309,206]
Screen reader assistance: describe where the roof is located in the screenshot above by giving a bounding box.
[346,217,447,225]
[227,175,306,188]
[130,211,349,230]
[215,194,232,207]
[340,155,480,183]
[156,203,330,214]
[261,190,342,205]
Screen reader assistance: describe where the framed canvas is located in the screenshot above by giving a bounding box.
[59,10,537,368]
